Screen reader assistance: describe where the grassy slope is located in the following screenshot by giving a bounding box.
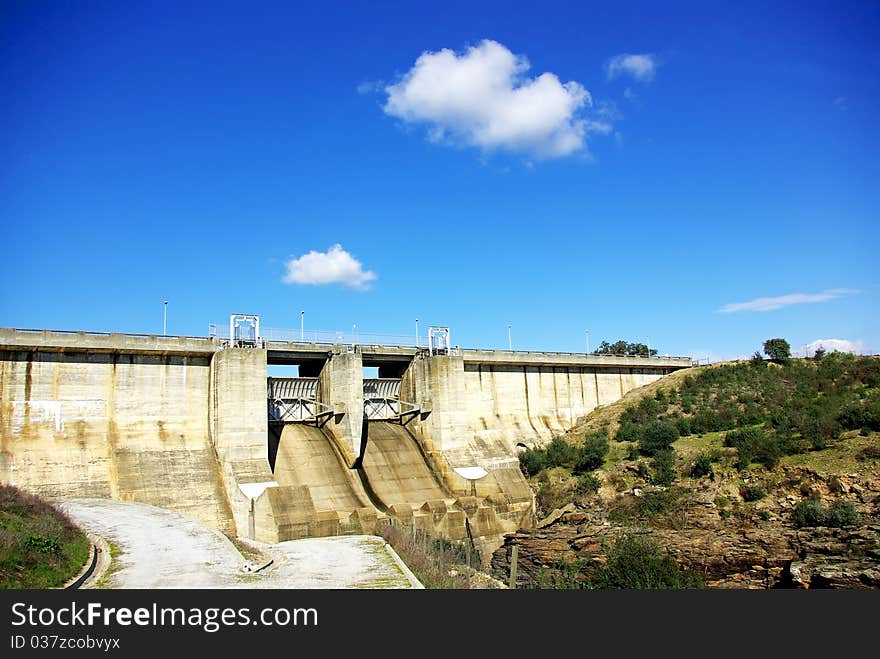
[0,485,90,589]
[527,358,880,515]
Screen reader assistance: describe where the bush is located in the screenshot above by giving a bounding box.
[839,400,880,432]
[725,427,781,470]
[793,498,860,528]
[793,499,827,527]
[574,433,609,474]
[826,500,860,527]
[651,449,676,486]
[740,483,766,502]
[690,453,714,479]
[545,436,578,469]
[575,473,601,495]
[518,448,546,477]
[615,421,642,444]
[674,416,692,437]
[639,421,679,456]
[587,534,704,589]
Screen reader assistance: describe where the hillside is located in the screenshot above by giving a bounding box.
[494,353,880,589]
[0,485,91,589]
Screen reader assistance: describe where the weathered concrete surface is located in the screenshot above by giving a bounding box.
[317,351,364,465]
[0,328,218,356]
[256,424,381,542]
[61,499,420,588]
[0,350,234,533]
[209,348,271,538]
[0,328,691,560]
[362,421,450,508]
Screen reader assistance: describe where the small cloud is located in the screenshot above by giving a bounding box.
[357,80,383,95]
[383,39,601,159]
[802,338,864,356]
[594,98,622,121]
[606,53,657,82]
[833,96,847,111]
[282,244,377,290]
[623,86,636,100]
[717,288,860,313]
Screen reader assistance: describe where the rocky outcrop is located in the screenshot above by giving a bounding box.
[491,466,880,589]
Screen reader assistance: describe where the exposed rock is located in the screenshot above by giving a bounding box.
[492,466,880,589]
[537,503,577,528]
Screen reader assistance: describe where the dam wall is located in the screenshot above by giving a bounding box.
[0,346,234,533]
[0,327,691,556]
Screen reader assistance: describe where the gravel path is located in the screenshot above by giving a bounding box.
[61,499,420,589]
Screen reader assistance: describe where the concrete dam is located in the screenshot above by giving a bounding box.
[0,324,692,561]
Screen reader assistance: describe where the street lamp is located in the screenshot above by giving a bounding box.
[163,300,168,336]
[645,336,651,358]
[300,310,304,342]
[585,329,590,354]
[415,319,419,348]
[507,324,512,351]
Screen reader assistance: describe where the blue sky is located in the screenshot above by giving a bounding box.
[1,1,877,359]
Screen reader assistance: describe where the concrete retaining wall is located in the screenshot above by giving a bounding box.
[0,350,233,533]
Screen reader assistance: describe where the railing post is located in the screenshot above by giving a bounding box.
[509,545,519,589]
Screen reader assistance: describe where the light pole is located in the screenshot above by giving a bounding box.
[300,310,304,342]
[415,319,419,348]
[352,323,356,345]
[585,329,590,354]
[645,336,651,358]
[163,300,167,336]
[507,324,512,351]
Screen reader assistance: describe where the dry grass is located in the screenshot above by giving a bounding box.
[781,431,880,476]
[376,523,475,589]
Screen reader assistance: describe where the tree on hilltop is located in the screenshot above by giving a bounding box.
[593,340,658,358]
[762,338,791,362]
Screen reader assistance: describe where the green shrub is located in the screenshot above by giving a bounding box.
[545,436,578,469]
[826,500,860,527]
[793,498,860,528]
[793,499,827,527]
[725,427,781,470]
[651,449,676,486]
[739,483,766,502]
[587,534,704,589]
[518,448,546,477]
[574,432,609,474]
[639,421,679,456]
[690,453,713,479]
[674,416,692,437]
[615,422,642,444]
[575,473,601,495]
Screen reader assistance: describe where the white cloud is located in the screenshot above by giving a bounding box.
[357,80,383,95]
[282,244,377,290]
[802,338,865,356]
[383,39,598,159]
[606,53,657,82]
[717,288,860,313]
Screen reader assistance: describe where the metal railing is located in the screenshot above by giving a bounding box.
[268,398,334,425]
[364,397,420,423]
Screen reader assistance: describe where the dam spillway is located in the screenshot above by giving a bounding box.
[0,325,693,561]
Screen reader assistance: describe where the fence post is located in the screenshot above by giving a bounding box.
[509,545,518,589]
